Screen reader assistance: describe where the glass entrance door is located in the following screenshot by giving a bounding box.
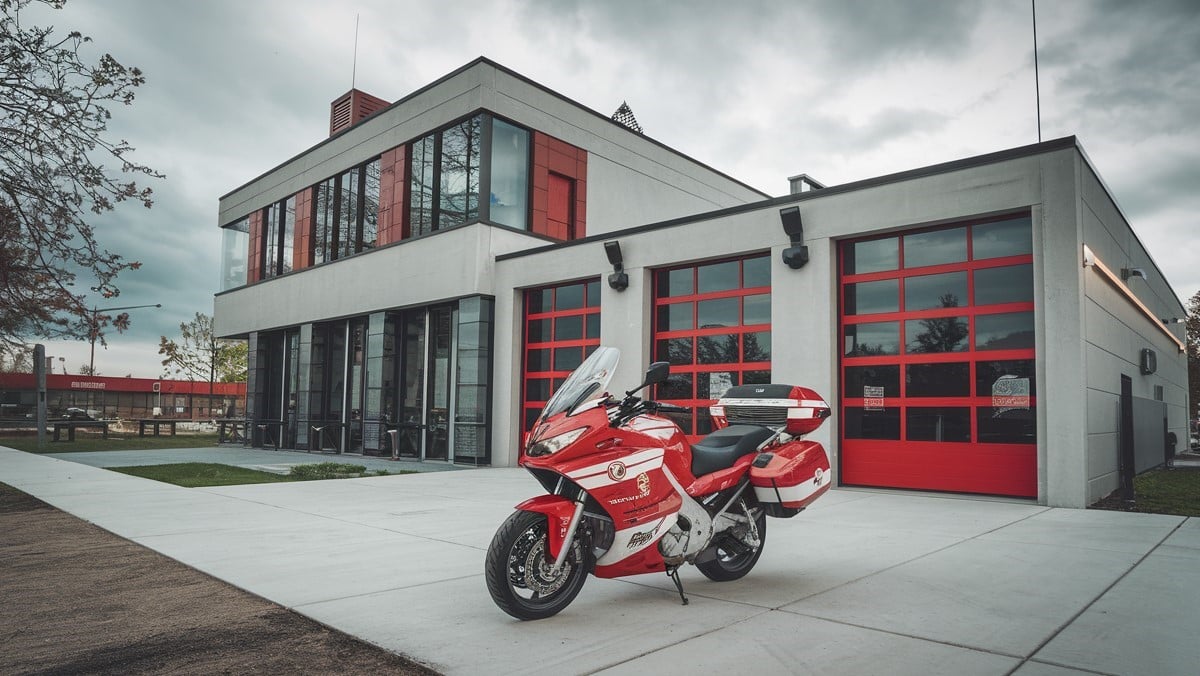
[425,305,454,461]
[397,312,426,458]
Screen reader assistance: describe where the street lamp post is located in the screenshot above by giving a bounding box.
[88,303,162,375]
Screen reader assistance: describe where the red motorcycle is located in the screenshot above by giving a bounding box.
[485,347,832,620]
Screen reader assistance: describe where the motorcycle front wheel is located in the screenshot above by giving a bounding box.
[696,510,767,582]
[485,509,590,620]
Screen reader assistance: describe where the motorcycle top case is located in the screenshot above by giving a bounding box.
[710,384,831,435]
[749,439,831,518]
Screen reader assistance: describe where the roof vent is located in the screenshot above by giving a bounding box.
[611,101,643,134]
[329,89,390,137]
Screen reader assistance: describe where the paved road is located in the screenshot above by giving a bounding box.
[2,446,1196,675]
[44,446,460,474]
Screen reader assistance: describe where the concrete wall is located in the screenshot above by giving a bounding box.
[213,223,547,337]
[1078,163,1189,504]
[218,60,766,230]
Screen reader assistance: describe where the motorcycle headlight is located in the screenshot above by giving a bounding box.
[525,427,588,457]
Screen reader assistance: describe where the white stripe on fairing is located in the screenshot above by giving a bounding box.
[567,448,666,488]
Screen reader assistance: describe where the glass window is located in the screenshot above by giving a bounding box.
[744,370,771,385]
[973,216,1032,259]
[262,203,279,278]
[657,303,692,331]
[743,331,770,362]
[743,294,770,326]
[845,322,900,356]
[490,119,529,230]
[905,271,968,310]
[439,116,481,228]
[219,218,249,290]
[585,314,600,339]
[362,159,380,249]
[906,362,970,397]
[656,338,693,365]
[844,279,899,315]
[906,407,971,442]
[978,406,1036,443]
[976,312,1035,350]
[554,315,583,341]
[337,167,359,259]
[697,334,738,364]
[844,237,898,275]
[556,284,585,311]
[976,360,1036,397]
[697,297,739,328]
[844,407,901,440]
[697,371,739,399]
[904,227,967,268]
[553,346,583,372]
[526,379,551,401]
[526,349,551,372]
[281,196,295,273]
[657,268,694,297]
[845,365,900,398]
[314,178,335,263]
[743,255,770,288]
[527,318,550,343]
[659,373,693,400]
[974,264,1033,305]
[905,316,969,353]
[586,280,600,306]
[698,260,739,293]
[410,135,436,237]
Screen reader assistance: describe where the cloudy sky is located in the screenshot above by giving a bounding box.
[24,0,1200,378]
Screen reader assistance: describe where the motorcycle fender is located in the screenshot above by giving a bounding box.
[515,494,577,560]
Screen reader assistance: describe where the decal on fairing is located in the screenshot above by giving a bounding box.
[596,516,673,566]
[567,448,665,490]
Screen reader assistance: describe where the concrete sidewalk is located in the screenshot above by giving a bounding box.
[3,446,1197,675]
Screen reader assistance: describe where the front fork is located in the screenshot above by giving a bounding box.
[513,493,586,572]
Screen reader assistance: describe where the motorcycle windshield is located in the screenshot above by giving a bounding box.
[538,346,620,422]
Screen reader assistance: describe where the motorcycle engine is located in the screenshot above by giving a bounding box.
[658,495,714,564]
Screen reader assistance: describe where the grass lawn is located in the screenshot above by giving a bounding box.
[1,433,220,453]
[1128,468,1200,517]
[111,463,293,487]
[1091,467,1200,517]
[109,462,413,488]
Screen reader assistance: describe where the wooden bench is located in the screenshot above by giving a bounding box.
[51,420,110,442]
[136,419,177,437]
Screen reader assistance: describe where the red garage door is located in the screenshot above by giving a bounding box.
[839,214,1037,498]
[521,279,601,438]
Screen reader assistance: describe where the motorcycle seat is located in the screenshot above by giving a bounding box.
[690,425,775,477]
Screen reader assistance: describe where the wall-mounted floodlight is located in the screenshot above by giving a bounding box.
[1121,267,1148,282]
[780,206,809,269]
[604,240,628,291]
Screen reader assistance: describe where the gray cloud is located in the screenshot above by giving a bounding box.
[21,0,1198,376]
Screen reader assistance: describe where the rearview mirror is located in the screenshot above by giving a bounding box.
[626,361,671,398]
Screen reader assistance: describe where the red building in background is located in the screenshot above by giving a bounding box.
[0,374,247,421]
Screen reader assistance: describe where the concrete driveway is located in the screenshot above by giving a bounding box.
[2,446,1196,675]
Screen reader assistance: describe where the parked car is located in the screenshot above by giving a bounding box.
[61,408,95,420]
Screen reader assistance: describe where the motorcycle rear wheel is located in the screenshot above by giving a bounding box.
[696,510,767,582]
[485,509,590,620]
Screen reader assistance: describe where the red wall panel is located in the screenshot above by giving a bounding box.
[531,132,586,240]
[247,209,263,283]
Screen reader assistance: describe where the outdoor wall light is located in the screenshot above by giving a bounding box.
[1121,267,1148,282]
[604,240,629,291]
[780,206,809,269]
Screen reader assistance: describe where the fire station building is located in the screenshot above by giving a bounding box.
[213,58,1187,508]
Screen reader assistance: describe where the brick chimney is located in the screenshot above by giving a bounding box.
[329,89,390,137]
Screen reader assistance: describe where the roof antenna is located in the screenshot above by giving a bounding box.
[1032,0,1041,142]
[351,13,360,89]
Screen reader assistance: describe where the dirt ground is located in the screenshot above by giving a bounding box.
[0,483,438,675]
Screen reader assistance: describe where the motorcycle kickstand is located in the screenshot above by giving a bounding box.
[666,565,689,606]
